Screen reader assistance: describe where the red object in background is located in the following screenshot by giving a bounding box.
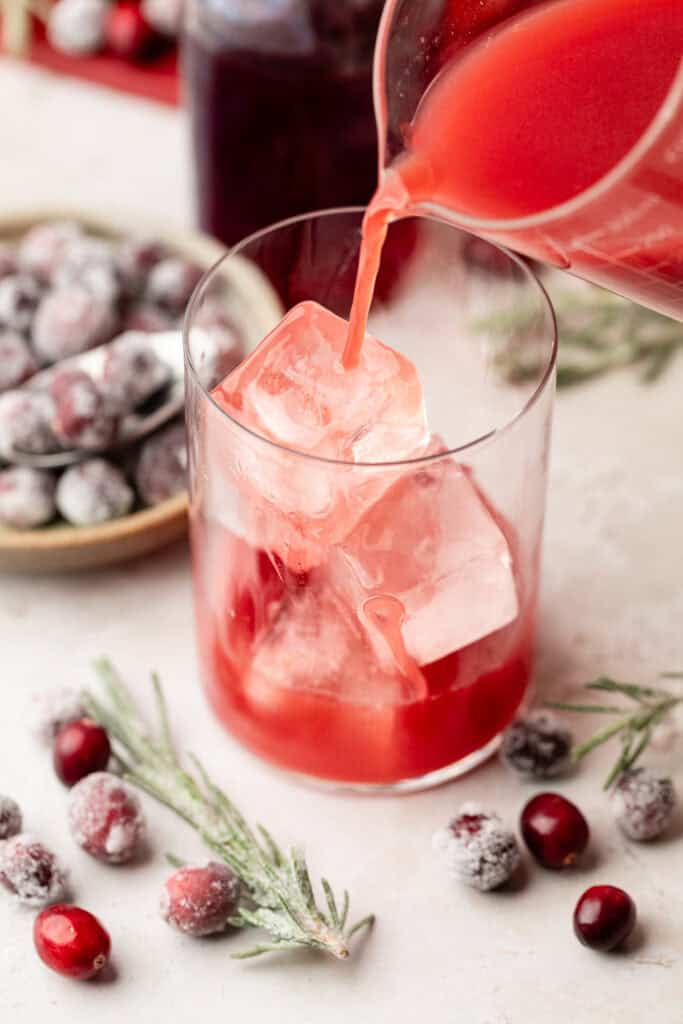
[26,18,179,106]
[105,3,157,61]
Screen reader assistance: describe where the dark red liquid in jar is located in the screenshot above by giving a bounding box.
[182,0,383,246]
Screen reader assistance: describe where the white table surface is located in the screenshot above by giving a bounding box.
[1,60,682,1024]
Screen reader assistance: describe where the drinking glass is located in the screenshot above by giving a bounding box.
[376,0,683,320]
[184,208,557,790]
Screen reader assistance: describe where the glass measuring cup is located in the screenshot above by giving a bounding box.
[374,0,683,321]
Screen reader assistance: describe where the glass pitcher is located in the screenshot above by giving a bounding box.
[375,0,683,321]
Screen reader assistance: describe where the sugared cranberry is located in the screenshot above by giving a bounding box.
[0,390,58,459]
[56,458,134,526]
[135,421,187,506]
[189,307,244,390]
[0,466,57,529]
[102,332,170,410]
[432,803,521,891]
[49,369,119,450]
[34,904,111,979]
[146,257,203,314]
[573,885,636,952]
[18,221,81,282]
[0,834,68,907]
[141,0,184,36]
[520,792,589,869]
[30,687,87,745]
[68,771,145,864]
[0,275,42,333]
[0,330,38,392]
[610,767,676,842]
[53,719,111,786]
[0,796,22,839]
[105,1,157,59]
[32,283,116,363]
[115,238,167,296]
[54,236,120,302]
[160,862,240,936]
[47,0,107,54]
[500,712,573,780]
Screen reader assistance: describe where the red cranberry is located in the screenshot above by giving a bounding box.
[18,221,82,282]
[0,275,42,333]
[0,330,38,392]
[49,369,119,450]
[0,390,58,459]
[520,792,589,869]
[135,421,187,506]
[53,719,111,786]
[32,283,116,363]
[0,466,57,530]
[432,803,521,891]
[56,458,134,526]
[573,885,636,951]
[160,862,240,936]
[0,796,22,839]
[146,257,203,314]
[68,771,145,864]
[105,2,157,59]
[102,332,170,410]
[34,904,111,979]
[0,834,68,907]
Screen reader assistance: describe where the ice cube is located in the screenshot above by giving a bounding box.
[210,300,428,570]
[329,455,519,666]
[245,584,425,710]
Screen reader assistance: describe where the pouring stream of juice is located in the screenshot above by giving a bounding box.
[343,0,683,368]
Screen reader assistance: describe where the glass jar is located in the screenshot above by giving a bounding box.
[182,0,384,246]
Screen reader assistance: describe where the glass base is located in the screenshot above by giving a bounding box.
[279,731,504,795]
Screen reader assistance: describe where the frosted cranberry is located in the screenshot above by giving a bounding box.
[68,771,145,864]
[146,258,203,314]
[135,422,187,505]
[34,904,111,979]
[520,792,589,869]
[610,767,676,841]
[574,885,636,952]
[0,390,58,459]
[0,466,56,529]
[0,274,42,333]
[102,332,170,410]
[106,1,157,58]
[18,221,81,283]
[161,862,240,936]
[0,796,22,839]
[56,459,134,526]
[54,236,121,302]
[54,719,111,786]
[500,712,573,780]
[32,283,116,363]
[116,238,167,296]
[30,687,87,745]
[189,307,245,389]
[0,330,38,391]
[49,369,119,450]
[141,0,184,36]
[0,834,68,907]
[122,302,174,333]
[0,243,18,279]
[432,803,521,891]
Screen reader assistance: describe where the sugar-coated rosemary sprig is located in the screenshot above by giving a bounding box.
[479,278,683,388]
[83,658,374,960]
[547,674,683,789]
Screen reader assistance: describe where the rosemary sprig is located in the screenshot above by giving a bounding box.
[82,658,374,960]
[547,674,683,789]
[479,277,683,388]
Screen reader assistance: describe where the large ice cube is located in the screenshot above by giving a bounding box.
[329,456,519,666]
[246,584,426,709]
[210,300,428,570]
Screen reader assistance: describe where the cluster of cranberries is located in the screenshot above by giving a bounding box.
[0,220,243,531]
[434,712,677,954]
[47,0,184,63]
[0,688,241,981]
